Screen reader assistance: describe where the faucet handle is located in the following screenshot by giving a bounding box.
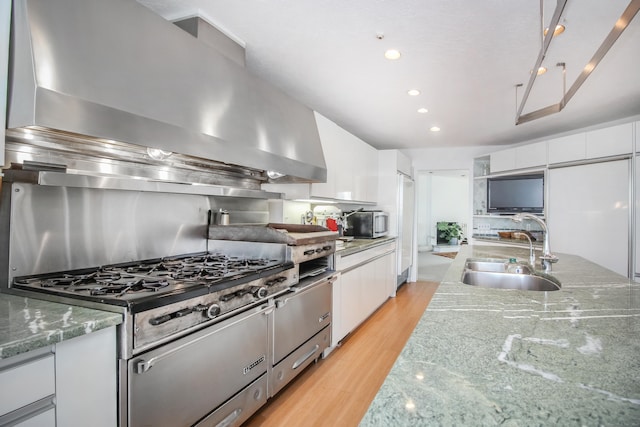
[540,254,559,263]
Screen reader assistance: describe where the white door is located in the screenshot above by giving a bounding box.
[548,159,630,277]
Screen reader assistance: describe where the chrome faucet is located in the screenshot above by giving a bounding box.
[512,232,535,266]
[511,213,558,272]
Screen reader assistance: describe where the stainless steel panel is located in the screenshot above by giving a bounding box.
[8,0,326,182]
[3,169,281,199]
[128,305,269,427]
[6,183,208,280]
[272,277,332,364]
[289,241,336,264]
[195,375,267,427]
[269,326,330,397]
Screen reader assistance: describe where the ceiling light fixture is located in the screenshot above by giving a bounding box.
[417,108,429,114]
[407,89,420,96]
[384,49,401,60]
[543,24,565,37]
[516,0,639,125]
[430,126,441,132]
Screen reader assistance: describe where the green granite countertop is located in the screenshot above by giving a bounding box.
[361,245,640,426]
[335,236,396,257]
[0,293,122,359]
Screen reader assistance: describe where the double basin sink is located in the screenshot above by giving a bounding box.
[461,258,561,291]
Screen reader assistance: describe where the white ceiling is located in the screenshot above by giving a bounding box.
[137,0,640,150]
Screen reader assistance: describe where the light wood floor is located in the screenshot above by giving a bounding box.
[244,281,439,427]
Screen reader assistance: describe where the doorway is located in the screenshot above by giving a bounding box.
[416,169,470,282]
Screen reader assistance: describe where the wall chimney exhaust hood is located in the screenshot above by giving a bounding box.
[6,0,326,183]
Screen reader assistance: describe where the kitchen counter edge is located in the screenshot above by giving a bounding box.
[1,292,122,359]
[335,236,397,257]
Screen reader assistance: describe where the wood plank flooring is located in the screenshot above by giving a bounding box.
[243,281,440,427]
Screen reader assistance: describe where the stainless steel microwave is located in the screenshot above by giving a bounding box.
[344,211,389,238]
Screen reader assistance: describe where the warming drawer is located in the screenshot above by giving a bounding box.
[269,326,330,397]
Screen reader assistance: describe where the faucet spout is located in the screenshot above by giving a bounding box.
[511,213,558,272]
[512,232,535,266]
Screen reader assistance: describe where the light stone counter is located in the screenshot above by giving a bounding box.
[335,236,396,257]
[361,245,640,426]
[0,293,122,359]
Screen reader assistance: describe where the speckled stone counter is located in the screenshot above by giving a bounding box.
[0,293,122,359]
[361,245,640,426]
[335,236,396,257]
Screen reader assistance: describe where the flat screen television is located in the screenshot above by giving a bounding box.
[487,174,544,214]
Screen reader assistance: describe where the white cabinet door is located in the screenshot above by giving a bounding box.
[0,353,55,416]
[515,141,547,169]
[15,409,56,427]
[586,122,633,159]
[548,159,629,277]
[338,268,361,340]
[548,133,586,164]
[56,327,118,427]
[490,148,516,173]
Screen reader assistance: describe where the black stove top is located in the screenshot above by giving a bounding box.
[12,252,293,310]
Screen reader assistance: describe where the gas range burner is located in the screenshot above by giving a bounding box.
[12,252,288,304]
[73,277,171,297]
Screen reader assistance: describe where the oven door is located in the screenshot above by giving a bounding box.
[128,304,270,427]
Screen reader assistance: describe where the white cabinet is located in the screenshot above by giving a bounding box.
[332,241,396,346]
[0,327,118,427]
[262,112,378,202]
[56,327,118,427]
[490,148,516,173]
[548,133,586,164]
[490,142,547,173]
[515,141,547,169]
[313,112,378,202]
[548,123,633,165]
[586,122,633,158]
[0,349,55,426]
[548,159,629,277]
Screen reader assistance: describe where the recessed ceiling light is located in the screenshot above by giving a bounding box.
[430,126,440,132]
[407,89,420,96]
[384,49,401,60]
[417,108,429,114]
[543,24,565,37]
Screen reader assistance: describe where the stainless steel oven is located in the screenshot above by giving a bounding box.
[129,304,271,427]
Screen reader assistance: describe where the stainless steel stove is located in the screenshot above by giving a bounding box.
[1,170,327,427]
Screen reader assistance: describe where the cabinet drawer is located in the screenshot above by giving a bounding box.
[15,408,56,427]
[0,354,55,416]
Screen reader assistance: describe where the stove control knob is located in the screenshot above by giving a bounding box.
[206,304,221,318]
[251,286,268,299]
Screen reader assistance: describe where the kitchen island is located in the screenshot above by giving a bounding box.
[361,245,640,426]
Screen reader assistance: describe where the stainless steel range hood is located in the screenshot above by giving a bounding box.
[6,0,326,183]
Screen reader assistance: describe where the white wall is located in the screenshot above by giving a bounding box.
[408,146,497,249]
[417,171,469,250]
[431,174,469,241]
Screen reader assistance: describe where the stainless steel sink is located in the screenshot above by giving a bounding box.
[461,258,560,291]
[463,258,533,274]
